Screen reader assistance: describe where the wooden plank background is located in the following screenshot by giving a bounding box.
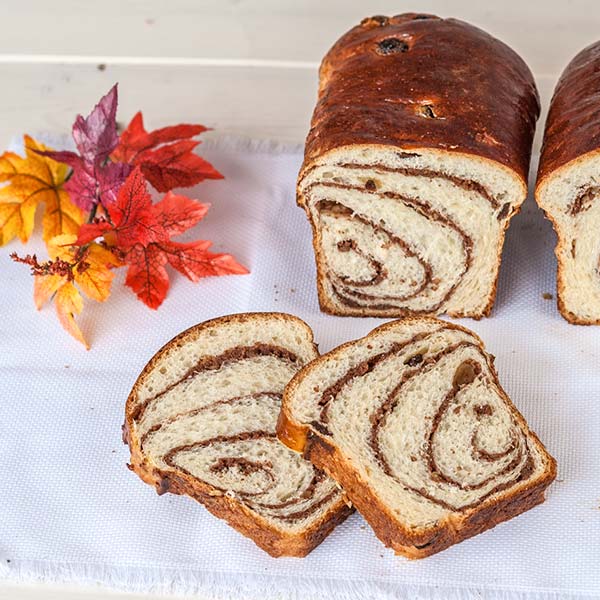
[0,0,599,149]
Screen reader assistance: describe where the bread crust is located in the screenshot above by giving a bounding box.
[278,317,557,558]
[124,312,353,558]
[298,14,539,319]
[535,41,600,325]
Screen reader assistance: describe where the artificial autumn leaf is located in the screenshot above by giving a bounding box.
[76,167,246,308]
[55,283,88,349]
[46,154,131,212]
[38,86,127,211]
[161,240,248,282]
[0,135,83,245]
[31,234,121,347]
[124,243,170,309]
[76,166,161,247]
[72,84,119,163]
[152,191,210,236]
[111,112,222,192]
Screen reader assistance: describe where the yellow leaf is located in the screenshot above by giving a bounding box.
[75,243,121,302]
[46,233,78,260]
[42,187,83,242]
[33,274,65,310]
[0,135,82,246]
[55,282,89,349]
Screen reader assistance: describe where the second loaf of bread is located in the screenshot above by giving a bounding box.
[298,13,539,319]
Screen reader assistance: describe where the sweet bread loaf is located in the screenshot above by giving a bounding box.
[278,317,556,558]
[124,313,352,557]
[298,13,539,318]
[536,42,600,324]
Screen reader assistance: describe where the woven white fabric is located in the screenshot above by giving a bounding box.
[0,137,599,599]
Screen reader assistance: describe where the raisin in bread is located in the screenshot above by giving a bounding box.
[536,42,600,324]
[124,313,352,557]
[298,13,539,318]
[278,317,556,558]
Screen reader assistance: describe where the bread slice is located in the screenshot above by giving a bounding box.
[298,14,539,318]
[278,317,556,558]
[536,41,600,324]
[124,312,352,557]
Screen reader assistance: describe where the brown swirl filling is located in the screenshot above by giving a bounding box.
[309,181,473,311]
[132,343,299,422]
[314,328,533,512]
[568,185,600,215]
[135,345,338,523]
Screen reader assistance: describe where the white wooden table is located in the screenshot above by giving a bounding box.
[1,1,598,598]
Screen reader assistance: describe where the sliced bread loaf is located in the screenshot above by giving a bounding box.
[278,317,556,558]
[298,14,539,318]
[124,312,352,557]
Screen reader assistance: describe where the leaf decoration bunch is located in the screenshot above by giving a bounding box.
[2,85,247,348]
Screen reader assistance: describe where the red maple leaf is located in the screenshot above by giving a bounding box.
[111,112,223,192]
[77,167,247,308]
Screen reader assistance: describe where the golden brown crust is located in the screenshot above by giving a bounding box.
[298,14,538,319]
[278,317,557,558]
[537,42,600,187]
[124,312,353,558]
[304,14,539,183]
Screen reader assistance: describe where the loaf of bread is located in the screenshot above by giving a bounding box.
[124,313,352,557]
[298,13,539,318]
[278,317,556,558]
[536,42,600,324]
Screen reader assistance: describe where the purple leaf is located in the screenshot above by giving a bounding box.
[96,161,132,206]
[72,84,119,163]
[61,157,131,211]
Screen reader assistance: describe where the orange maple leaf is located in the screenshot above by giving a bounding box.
[34,234,121,348]
[0,135,83,246]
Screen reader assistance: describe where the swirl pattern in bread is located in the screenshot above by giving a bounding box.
[299,14,539,318]
[124,313,352,557]
[278,317,556,558]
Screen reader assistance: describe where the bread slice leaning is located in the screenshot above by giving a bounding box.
[278,317,556,558]
[124,312,352,557]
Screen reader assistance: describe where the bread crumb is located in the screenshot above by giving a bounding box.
[542,292,553,300]
[97,63,106,71]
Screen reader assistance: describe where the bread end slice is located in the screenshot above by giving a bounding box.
[536,149,600,325]
[125,312,352,557]
[278,317,556,558]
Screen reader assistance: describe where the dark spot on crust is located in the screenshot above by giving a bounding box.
[413,14,434,20]
[571,240,577,258]
[418,104,438,119]
[365,179,377,191]
[156,477,170,495]
[404,353,423,366]
[376,38,409,55]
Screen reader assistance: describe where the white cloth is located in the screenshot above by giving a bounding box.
[1,136,599,600]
